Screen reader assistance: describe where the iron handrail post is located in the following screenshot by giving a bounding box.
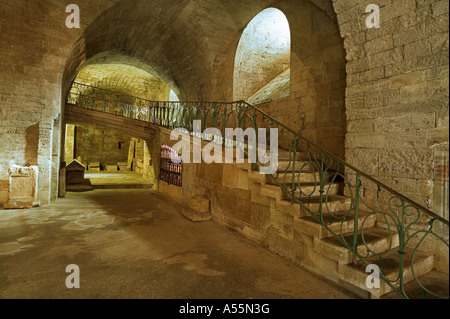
[353,173,362,266]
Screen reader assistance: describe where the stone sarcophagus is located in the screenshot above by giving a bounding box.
[66,159,86,184]
[4,165,40,209]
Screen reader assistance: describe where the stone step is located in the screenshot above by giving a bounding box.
[294,210,376,239]
[66,184,94,192]
[260,182,341,201]
[277,150,310,161]
[275,199,303,218]
[314,227,399,264]
[260,184,285,200]
[255,153,310,171]
[276,160,314,172]
[288,182,342,199]
[297,195,353,216]
[181,196,211,222]
[266,171,331,185]
[338,248,434,298]
[381,270,449,299]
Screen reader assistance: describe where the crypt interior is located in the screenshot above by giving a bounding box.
[0,0,449,299]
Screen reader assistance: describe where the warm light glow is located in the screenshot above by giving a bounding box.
[234,8,291,101]
[169,89,179,101]
[74,63,175,101]
[245,8,290,50]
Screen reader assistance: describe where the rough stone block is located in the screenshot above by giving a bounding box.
[391,71,425,88]
[136,159,143,173]
[88,162,101,172]
[267,228,295,262]
[432,1,449,18]
[106,165,118,172]
[118,162,130,171]
[181,196,211,222]
[4,165,39,209]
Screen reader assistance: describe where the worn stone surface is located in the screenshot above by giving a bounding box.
[248,68,291,105]
[334,0,449,212]
[0,0,121,205]
[0,0,448,299]
[156,123,448,298]
[233,8,291,101]
[181,196,212,222]
[0,189,360,299]
[106,165,118,172]
[88,162,101,172]
[117,162,129,171]
[4,165,39,209]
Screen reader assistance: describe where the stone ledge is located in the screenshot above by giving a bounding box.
[3,200,40,209]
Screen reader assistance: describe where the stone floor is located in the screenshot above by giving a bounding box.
[0,189,359,299]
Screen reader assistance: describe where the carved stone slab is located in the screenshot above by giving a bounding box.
[4,165,40,209]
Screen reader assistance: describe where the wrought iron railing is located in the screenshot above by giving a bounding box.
[67,82,449,299]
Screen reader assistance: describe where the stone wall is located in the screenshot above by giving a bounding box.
[71,124,133,170]
[248,68,291,105]
[332,0,449,212]
[212,0,347,160]
[1,0,447,297]
[131,138,156,184]
[211,0,449,214]
[0,0,120,206]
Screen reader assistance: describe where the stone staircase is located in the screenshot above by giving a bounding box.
[256,149,446,299]
[66,91,448,299]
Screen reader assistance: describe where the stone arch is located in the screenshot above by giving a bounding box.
[59,0,347,160]
[227,0,347,159]
[73,60,175,101]
[63,50,182,104]
[233,7,291,102]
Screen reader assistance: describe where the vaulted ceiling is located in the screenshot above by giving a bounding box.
[64,0,338,100]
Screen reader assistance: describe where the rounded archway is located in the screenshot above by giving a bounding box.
[233,8,291,102]
[62,53,182,191]
[73,63,174,101]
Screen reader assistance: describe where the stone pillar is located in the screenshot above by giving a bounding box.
[51,116,61,201]
[127,139,136,169]
[37,121,53,205]
[4,165,40,209]
[64,124,75,163]
[59,162,66,198]
[181,196,211,222]
[433,144,449,222]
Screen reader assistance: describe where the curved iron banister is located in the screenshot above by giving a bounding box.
[66,81,449,299]
[237,100,448,225]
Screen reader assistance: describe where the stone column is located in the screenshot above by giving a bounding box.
[127,139,136,169]
[64,124,75,163]
[59,162,66,198]
[37,121,53,205]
